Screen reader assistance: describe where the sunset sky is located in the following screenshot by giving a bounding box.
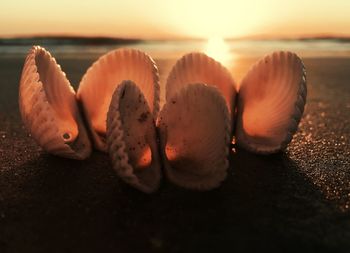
[1,0,349,39]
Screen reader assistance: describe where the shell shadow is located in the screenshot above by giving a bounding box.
[2,149,347,252]
[118,149,342,252]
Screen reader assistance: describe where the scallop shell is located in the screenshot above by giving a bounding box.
[77,48,160,152]
[166,52,237,118]
[19,46,92,159]
[157,83,231,190]
[106,80,161,193]
[235,51,307,154]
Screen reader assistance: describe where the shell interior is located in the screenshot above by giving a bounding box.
[166,52,237,115]
[77,48,160,152]
[158,83,231,190]
[19,46,91,159]
[235,51,307,154]
[107,80,161,193]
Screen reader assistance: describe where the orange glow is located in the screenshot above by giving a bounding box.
[136,146,152,168]
[242,105,287,139]
[242,109,270,137]
[165,144,178,161]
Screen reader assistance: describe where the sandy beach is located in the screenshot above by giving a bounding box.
[0,51,349,252]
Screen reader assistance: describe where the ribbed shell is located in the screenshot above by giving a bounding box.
[157,83,231,190]
[77,48,160,152]
[19,46,91,159]
[235,51,307,154]
[166,52,237,117]
[106,80,161,193]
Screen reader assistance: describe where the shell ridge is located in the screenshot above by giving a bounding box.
[106,81,161,193]
[165,52,236,116]
[236,51,307,154]
[158,83,230,190]
[19,46,91,159]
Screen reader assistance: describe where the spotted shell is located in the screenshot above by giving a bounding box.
[235,51,307,154]
[106,80,161,193]
[19,46,92,159]
[77,48,160,152]
[157,83,231,190]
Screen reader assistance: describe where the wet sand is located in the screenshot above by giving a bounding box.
[0,55,349,252]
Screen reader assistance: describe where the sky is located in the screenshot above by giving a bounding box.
[0,0,350,39]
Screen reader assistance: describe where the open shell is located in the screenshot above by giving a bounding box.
[157,83,231,190]
[235,51,307,154]
[106,80,161,193]
[19,46,92,159]
[166,52,237,119]
[77,48,160,152]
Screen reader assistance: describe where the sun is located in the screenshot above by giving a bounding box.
[203,37,233,67]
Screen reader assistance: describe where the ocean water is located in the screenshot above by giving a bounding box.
[0,39,350,60]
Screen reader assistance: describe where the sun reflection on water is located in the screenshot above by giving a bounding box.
[204,37,234,67]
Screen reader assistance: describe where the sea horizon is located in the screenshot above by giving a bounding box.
[1,35,350,60]
[0,36,350,59]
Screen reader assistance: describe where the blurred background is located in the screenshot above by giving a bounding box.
[1,0,349,99]
[1,0,350,62]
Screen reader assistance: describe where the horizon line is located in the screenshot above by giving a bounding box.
[1,33,350,41]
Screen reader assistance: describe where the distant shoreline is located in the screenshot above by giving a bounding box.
[0,35,350,46]
[0,36,143,46]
